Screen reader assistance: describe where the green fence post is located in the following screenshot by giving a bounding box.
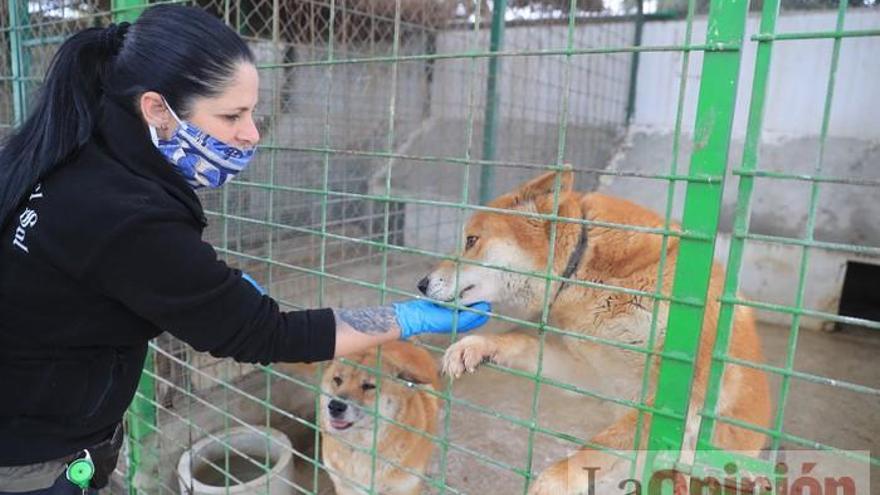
[7,0,27,125]
[643,0,750,484]
[625,0,645,125]
[111,0,146,24]
[126,347,155,494]
[697,0,780,456]
[478,0,507,205]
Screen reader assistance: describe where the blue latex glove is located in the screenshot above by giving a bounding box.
[394,300,491,340]
[241,271,266,295]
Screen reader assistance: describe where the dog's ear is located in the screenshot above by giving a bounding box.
[489,166,574,209]
[396,370,432,386]
[390,356,439,390]
[380,342,440,390]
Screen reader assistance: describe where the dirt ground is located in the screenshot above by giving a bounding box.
[278,322,879,494]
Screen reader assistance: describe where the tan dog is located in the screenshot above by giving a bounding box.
[419,169,772,494]
[319,341,441,495]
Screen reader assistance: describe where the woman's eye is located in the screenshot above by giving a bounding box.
[223,114,241,122]
[332,376,342,386]
[361,382,376,391]
[465,236,479,250]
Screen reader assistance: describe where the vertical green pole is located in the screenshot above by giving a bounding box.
[267,0,280,303]
[632,0,698,476]
[111,0,145,24]
[478,0,506,205]
[625,0,645,124]
[7,0,27,125]
[643,0,749,482]
[113,2,150,491]
[697,0,780,454]
[126,348,155,494]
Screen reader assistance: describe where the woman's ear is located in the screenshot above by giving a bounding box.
[139,91,172,132]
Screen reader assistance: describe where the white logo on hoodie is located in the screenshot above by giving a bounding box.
[11,184,43,253]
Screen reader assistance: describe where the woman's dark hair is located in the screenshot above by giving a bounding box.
[0,5,254,225]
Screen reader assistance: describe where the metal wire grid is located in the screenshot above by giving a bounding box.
[2,0,878,493]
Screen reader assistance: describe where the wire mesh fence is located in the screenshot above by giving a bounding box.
[1,0,878,493]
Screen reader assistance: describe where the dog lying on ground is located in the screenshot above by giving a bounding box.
[418,169,771,494]
[319,341,441,495]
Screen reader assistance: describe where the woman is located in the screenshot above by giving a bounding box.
[0,6,489,493]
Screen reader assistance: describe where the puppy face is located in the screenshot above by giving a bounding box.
[320,343,437,435]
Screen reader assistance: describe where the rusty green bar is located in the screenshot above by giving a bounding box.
[644,0,750,484]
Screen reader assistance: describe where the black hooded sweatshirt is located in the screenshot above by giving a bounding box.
[0,97,336,465]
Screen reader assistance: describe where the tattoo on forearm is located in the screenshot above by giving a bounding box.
[334,306,396,335]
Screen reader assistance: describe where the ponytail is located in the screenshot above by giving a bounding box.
[0,5,254,227]
[0,22,129,226]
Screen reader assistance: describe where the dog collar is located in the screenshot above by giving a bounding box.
[551,215,588,305]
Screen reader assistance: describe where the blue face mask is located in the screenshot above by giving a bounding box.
[149,99,256,189]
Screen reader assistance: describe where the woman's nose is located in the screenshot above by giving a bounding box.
[238,116,260,147]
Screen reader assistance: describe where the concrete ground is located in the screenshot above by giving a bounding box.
[276,322,879,494]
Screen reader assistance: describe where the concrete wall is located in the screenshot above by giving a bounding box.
[633,9,880,140]
[396,21,636,253]
[430,22,634,127]
[601,9,880,328]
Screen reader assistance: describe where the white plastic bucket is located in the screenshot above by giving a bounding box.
[177,426,294,495]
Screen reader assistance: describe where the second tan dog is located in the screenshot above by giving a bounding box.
[319,341,440,495]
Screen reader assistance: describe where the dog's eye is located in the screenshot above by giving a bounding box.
[332,376,342,386]
[465,236,479,250]
[361,382,376,391]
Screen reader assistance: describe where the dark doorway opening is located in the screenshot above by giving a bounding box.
[838,261,880,325]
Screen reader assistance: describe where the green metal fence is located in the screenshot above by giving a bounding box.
[2,0,878,493]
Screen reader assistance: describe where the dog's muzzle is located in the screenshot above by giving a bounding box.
[327,399,355,431]
[328,399,348,418]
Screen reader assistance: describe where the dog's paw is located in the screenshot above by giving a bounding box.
[441,335,498,379]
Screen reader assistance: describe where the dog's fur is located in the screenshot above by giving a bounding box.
[319,341,441,495]
[421,169,772,494]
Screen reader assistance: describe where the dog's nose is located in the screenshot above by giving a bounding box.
[328,399,348,418]
[417,276,429,295]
